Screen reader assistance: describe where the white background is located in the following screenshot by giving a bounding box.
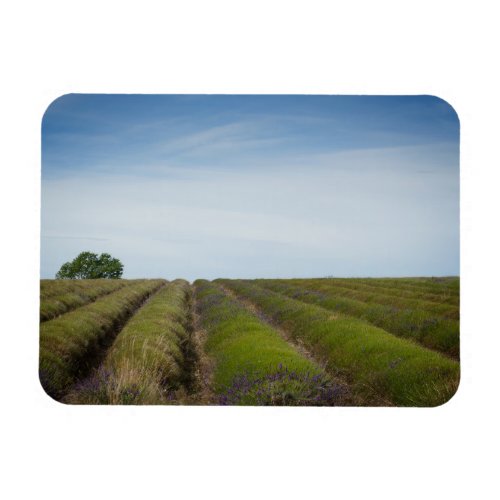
[1,1,498,499]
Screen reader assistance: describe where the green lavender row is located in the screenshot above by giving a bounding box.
[278,279,459,318]
[254,279,459,358]
[195,280,347,406]
[219,279,460,407]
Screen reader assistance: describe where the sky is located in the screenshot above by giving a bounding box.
[41,95,459,280]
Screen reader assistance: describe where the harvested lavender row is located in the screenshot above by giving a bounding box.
[194,280,349,406]
[39,279,166,400]
[67,280,193,404]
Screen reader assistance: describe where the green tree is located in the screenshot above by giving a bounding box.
[56,251,124,279]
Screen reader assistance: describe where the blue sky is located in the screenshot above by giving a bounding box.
[41,95,459,280]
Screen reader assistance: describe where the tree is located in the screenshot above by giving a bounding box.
[56,251,124,279]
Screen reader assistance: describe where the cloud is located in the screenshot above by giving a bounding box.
[41,142,459,280]
[41,95,459,279]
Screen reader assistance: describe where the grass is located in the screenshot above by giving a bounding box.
[194,280,347,406]
[66,280,193,404]
[254,279,459,358]
[39,279,166,400]
[40,279,130,321]
[219,279,460,407]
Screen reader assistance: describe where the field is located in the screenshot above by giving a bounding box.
[39,277,460,406]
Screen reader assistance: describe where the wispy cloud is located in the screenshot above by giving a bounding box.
[41,95,459,279]
[41,141,459,280]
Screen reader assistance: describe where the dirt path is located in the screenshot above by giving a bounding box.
[177,286,216,405]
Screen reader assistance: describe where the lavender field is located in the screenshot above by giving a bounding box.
[40,276,460,407]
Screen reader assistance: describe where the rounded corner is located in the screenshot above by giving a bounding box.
[37,371,70,406]
[431,371,461,409]
[41,93,75,128]
[422,94,460,129]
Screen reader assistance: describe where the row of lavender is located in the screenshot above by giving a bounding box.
[253,278,459,358]
[66,280,193,404]
[194,280,350,406]
[39,276,460,406]
[217,279,460,406]
[39,279,166,400]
